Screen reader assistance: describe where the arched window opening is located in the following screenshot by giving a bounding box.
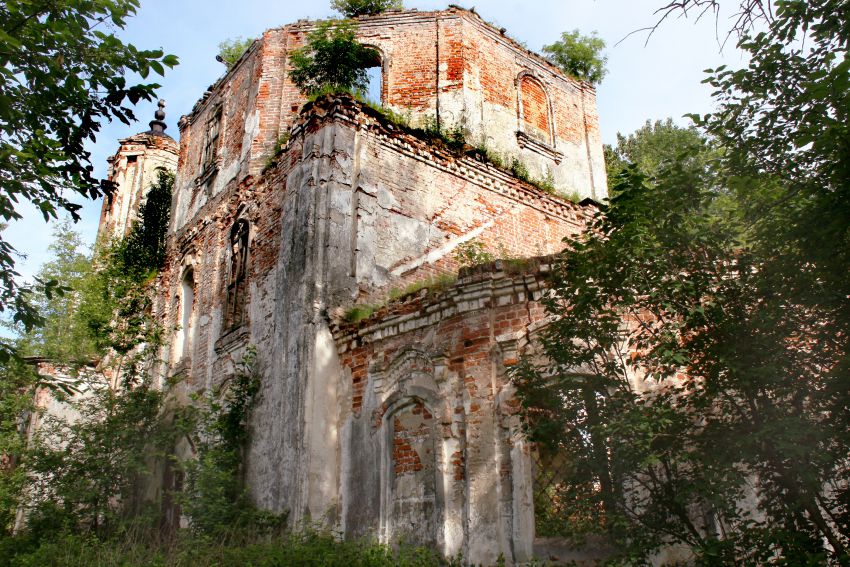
[176,268,195,360]
[363,49,384,105]
[387,400,437,546]
[518,75,553,145]
[225,220,249,330]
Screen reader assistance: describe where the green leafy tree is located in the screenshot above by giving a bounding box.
[12,220,98,365]
[0,0,178,360]
[217,36,254,68]
[0,358,37,536]
[516,0,850,563]
[289,21,379,95]
[604,118,709,181]
[542,30,607,84]
[331,0,403,18]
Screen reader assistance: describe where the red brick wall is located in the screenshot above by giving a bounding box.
[520,76,551,143]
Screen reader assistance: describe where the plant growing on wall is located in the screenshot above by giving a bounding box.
[542,30,607,84]
[217,37,254,68]
[289,21,380,95]
[331,0,403,18]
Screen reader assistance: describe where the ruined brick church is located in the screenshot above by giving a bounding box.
[98,7,606,564]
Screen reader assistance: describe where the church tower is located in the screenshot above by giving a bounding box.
[97,100,178,241]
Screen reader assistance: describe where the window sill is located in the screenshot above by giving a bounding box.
[195,162,219,188]
[516,131,563,164]
[215,325,249,354]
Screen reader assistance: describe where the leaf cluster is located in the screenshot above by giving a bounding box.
[331,0,403,18]
[0,0,177,357]
[289,21,380,96]
[542,30,607,85]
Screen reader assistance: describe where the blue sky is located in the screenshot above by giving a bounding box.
[3,0,748,292]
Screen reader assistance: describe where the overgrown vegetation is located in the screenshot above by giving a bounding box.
[542,30,607,84]
[178,346,279,536]
[289,21,380,96]
[343,274,457,325]
[0,0,178,361]
[331,0,403,18]
[217,37,254,68]
[514,1,850,563]
[0,170,444,565]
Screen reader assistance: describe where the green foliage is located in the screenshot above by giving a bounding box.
[514,1,850,562]
[12,220,99,364]
[0,359,37,536]
[289,21,380,95]
[0,529,447,567]
[0,0,178,359]
[115,170,174,277]
[23,377,168,538]
[179,347,275,536]
[217,37,254,68]
[604,118,710,182]
[542,30,607,84]
[343,274,457,326]
[454,240,494,268]
[417,116,467,153]
[344,304,378,324]
[331,0,403,18]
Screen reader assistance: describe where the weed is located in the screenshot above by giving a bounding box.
[455,240,495,268]
[343,304,379,324]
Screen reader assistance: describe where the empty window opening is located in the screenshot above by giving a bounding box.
[201,108,222,171]
[175,268,195,360]
[363,50,384,105]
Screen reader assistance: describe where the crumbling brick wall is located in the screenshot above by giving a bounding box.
[171,7,606,239]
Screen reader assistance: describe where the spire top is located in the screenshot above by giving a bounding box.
[148,99,168,135]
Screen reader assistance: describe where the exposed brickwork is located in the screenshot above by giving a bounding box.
[392,402,433,475]
[520,76,551,143]
[91,8,609,564]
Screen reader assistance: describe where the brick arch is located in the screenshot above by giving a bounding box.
[379,396,440,547]
[359,43,387,104]
[517,73,554,145]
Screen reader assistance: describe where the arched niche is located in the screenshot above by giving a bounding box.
[172,264,196,363]
[516,72,555,146]
[376,349,446,549]
[224,219,250,330]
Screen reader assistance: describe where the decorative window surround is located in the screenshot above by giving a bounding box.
[516,130,563,164]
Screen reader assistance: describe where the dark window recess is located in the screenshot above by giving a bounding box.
[225,219,249,329]
[201,109,222,171]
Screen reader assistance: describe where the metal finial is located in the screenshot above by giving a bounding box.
[149,99,168,135]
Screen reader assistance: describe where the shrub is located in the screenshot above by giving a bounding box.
[454,240,494,268]
[289,21,380,95]
[217,37,254,68]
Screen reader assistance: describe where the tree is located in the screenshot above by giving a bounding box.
[217,37,254,68]
[603,118,708,181]
[13,220,98,365]
[0,0,178,362]
[289,21,379,95]
[331,0,403,18]
[542,30,607,85]
[515,0,850,563]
